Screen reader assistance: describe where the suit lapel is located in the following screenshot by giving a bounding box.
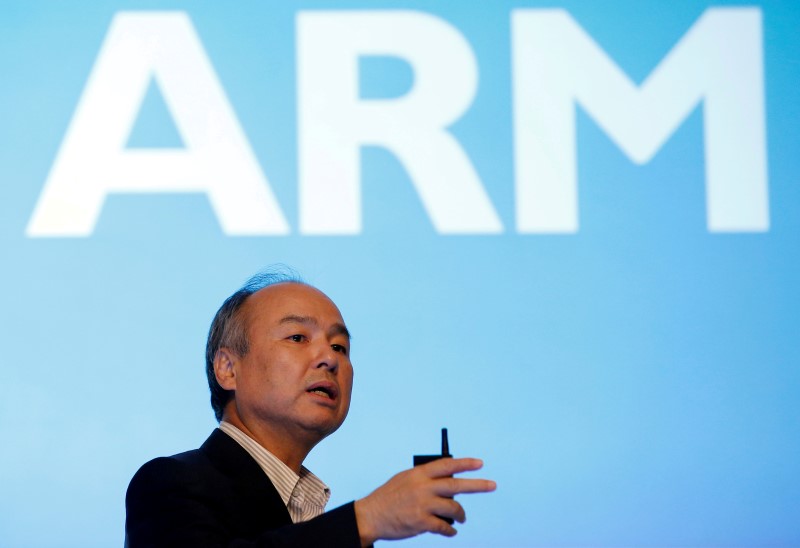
[200,429,293,532]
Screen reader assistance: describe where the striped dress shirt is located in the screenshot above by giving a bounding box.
[219,422,331,523]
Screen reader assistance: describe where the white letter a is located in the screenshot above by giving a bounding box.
[27,11,288,237]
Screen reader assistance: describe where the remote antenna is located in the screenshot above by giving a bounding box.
[441,428,450,457]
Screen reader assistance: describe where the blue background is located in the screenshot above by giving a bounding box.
[1,1,798,546]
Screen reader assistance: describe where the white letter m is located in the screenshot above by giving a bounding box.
[512,8,768,232]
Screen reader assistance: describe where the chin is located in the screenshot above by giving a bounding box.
[302,416,345,440]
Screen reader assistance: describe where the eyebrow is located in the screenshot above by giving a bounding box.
[279,315,351,340]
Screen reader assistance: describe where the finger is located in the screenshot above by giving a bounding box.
[423,457,485,477]
[434,477,497,496]
[429,497,466,524]
[424,514,458,537]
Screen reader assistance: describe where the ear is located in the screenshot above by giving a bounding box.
[214,348,238,391]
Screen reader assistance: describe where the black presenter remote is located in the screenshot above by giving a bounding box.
[413,428,454,524]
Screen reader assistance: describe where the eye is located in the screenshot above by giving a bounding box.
[288,334,307,343]
[331,344,348,356]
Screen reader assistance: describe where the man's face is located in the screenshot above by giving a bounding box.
[229,283,353,446]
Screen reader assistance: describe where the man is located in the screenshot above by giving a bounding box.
[126,272,495,547]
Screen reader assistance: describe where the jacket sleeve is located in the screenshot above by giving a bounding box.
[125,457,363,548]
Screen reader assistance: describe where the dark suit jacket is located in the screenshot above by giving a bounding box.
[125,429,362,547]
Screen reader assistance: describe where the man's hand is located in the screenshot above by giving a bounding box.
[353,458,496,546]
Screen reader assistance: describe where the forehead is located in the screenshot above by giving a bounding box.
[242,282,345,329]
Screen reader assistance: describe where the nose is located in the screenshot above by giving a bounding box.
[313,340,339,373]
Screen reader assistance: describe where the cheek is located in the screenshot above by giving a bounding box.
[342,365,355,400]
[238,360,281,397]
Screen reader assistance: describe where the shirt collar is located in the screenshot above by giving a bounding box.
[218,421,330,508]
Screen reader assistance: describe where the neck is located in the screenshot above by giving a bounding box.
[221,405,314,474]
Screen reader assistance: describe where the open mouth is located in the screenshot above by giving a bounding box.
[306,383,337,400]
